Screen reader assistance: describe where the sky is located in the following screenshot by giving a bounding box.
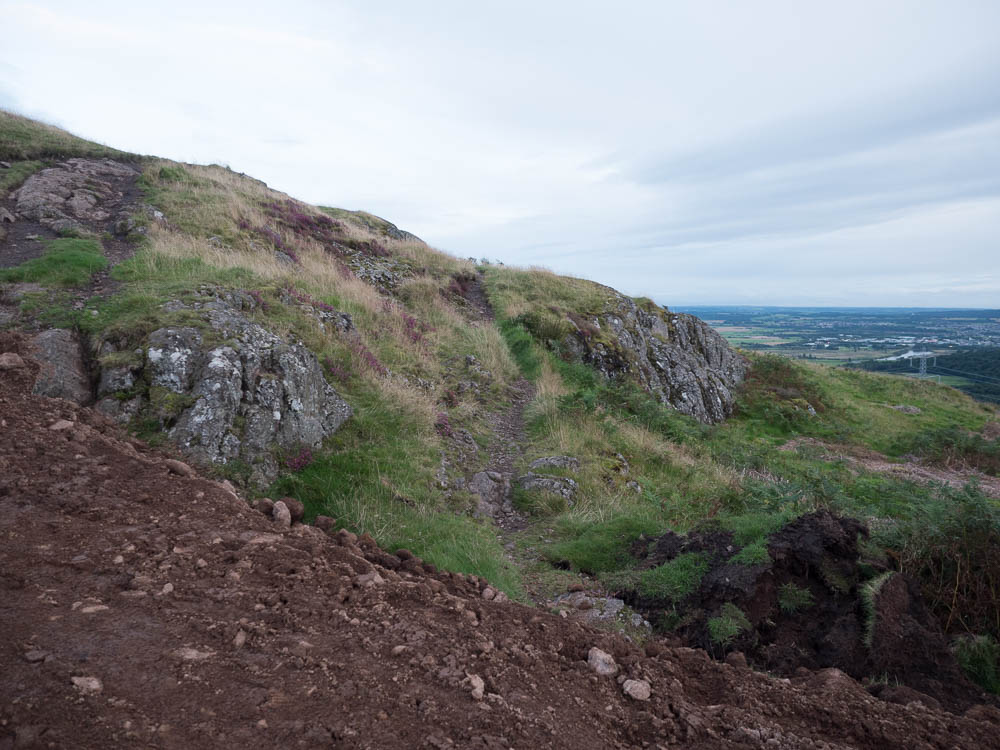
[2,0,999,307]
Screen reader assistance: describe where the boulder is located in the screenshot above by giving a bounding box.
[31,329,91,404]
[515,473,577,503]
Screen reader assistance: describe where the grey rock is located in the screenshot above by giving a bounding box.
[97,365,136,397]
[107,291,351,485]
[562,295,748,424]
[622,679,651,701]
[587,647,618,676]
[95,396,142,424]
[515,472,577,503]
[146,327,202,392]
[528,455,579,472]
[891,404,922,414]
[31,329,91,404]
[12,158,138,233]
[0,206,15,223]
[469,471,513,519]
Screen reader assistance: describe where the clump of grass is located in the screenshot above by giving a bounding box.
[860,571,893,648]
[638,552,708,602]
[731,539,770,565]
[953,634,1000,695]
[547,513,663,574]
[708,602,752,646]
[0,237,107,286]
[778,582,815,613]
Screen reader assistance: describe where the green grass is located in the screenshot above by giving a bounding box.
[0,237,107,286]
[0,109,132,161]
[953,634,1000,695]
[637,552,709,602]
[708,602,752,646]
[731,539,770,565]
[778,582,815,613]
[546,513,663,574]
[0,159,44,193]
[860,572,893,648]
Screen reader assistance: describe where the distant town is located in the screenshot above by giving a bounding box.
[674,306,1000,403]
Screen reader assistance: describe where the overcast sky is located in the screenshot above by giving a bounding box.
[3,1,999,307]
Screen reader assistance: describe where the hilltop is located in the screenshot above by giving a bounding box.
[2,111,999,746]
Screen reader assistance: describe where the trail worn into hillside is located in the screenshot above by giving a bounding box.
[779,437,1000,498]
[459,272,536,529]
[2,331,1000,749]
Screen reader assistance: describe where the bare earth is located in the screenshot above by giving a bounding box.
[2,332,1000,749]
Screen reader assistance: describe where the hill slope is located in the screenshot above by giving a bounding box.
[2,111,999,718]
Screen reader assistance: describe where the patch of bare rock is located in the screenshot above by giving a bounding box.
[1,331,998,749]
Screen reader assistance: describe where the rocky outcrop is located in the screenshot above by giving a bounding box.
[562,295,748,424]
[95,289,351,484]
[12,159,139,235]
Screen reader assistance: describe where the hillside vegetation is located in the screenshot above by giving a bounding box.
[2,111,998,695]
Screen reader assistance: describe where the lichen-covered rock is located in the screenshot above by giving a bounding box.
[96,289,351,485]
[469,471,514,519]
[563,294,748,424]
[528,455,579,472]
[515,473,577,503]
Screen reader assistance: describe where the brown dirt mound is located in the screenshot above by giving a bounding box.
[623,512,989,713]
[2,332,1000,748]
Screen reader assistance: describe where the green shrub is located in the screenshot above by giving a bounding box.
[0,238,107,286]
[638,552,708,602]
[708,603,752,646]
[953,634,1000,694]
[778,582,815,613]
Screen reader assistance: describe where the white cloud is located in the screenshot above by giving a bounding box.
[2,0,998,306]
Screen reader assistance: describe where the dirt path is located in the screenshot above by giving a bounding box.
[461,272,535,530]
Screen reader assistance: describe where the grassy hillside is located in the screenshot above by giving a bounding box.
[2,112,999,688]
